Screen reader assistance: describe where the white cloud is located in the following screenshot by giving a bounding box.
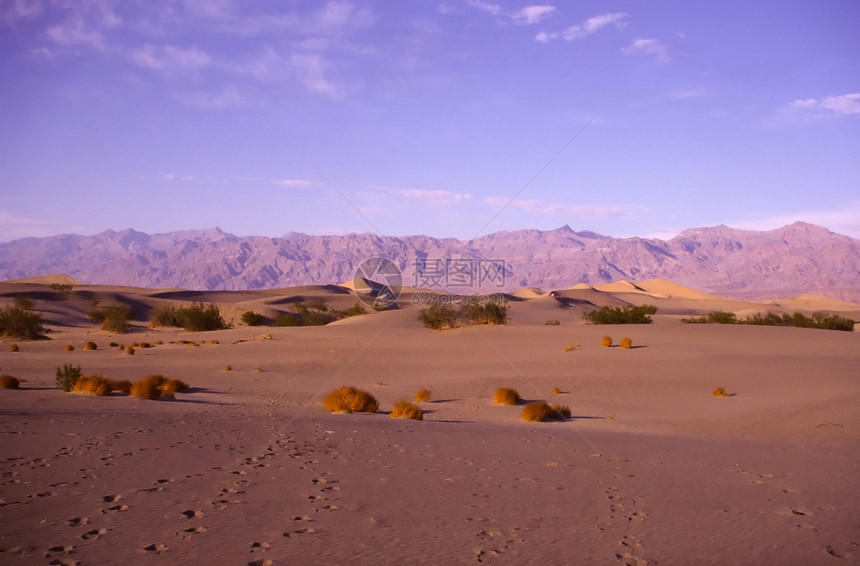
[468,0,501,16]
[0,210,55,242]
[561,12,627,41]
[47,15,104,49]
[792,93,860,116]
[622,38,669,61]
[272,179,317,188]
[731,206,860,239]
[483,196,636,218]
[534,31,557,44]
[0,0,43,26]
[129,44,213,71]
[399,188,472,205]
[512,5,555,25]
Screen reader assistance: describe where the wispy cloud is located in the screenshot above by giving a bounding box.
[0,0,43,26]
[0,210,55,241]
[512,5,555,25]
[561,12,627,41]
[467,0,502,16]
[163,173,198,181]
[731,206,860,239]
[398,188,473,205]
[789,93,860,116]
[271,179,317,188]
[483,197,637,218]
[129,44,213,71]
[622,38,669,61]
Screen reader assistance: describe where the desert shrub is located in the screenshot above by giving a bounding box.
[108,341,119,348]
[742,311,854,331]
[149,304,179,327]
[619,337,632,349]
[8,343,20,352]
[414,387,431,402]
[89,305,132,333]
[73,375,111,396]
[126,345,135,355]
[713,387,730,397]
[160,378,189,393]
[223,365,232,371]
[0,303,46,340]
[273,302,336,327]
[138,342,151,349]
[323,386,379,413]
[493,387,520,405]
[175,303,230,332]
[56,363,82,392]
[552,386,561,395]
[522,402,571,422]
[273,313,301,326]
[0,375,21,389]
[209,339,219,344]
[545,319,561,326]
[50,283,73,295]
[130,379,161,400]
[301,309,336,326]
[83,341,97,350]
[333,302,367,317]
[681,311,738,324]
[601,336,612,347]
[390,401,424,420]
[241,310,263,326]
[418,304,458,330]
[307,300,327,312]
[583,305,656,325]
[65,344,75,351]
[460,301,508,325]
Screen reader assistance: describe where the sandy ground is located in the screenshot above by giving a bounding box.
[0,279,858,565]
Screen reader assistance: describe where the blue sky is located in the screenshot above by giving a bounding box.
[1,1,858,242]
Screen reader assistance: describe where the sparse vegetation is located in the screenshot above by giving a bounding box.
[149,304,179,327]
[65,344,75,351]
[619,337,632,349]
[273,301,336,327]
[0,298,46,340]
[601,336,613,348]
[493,387,520,406]
[323,386,379,413]
[681,310,854,331]
[418,304,458,330]
[522,402,571,422]
[419,300,508,330]
[175,303,230,332]
[332,302,367,317]
[50,283,74,295]
[130,378,161,400]
[73,375,111,396]
[561,344,579,352]
[241,310,264,326]
[56,363,82,392]
[0,375,21,389]
[8,344,20,352]
[390,401,424,420]
[713,387,731,397]
[584,305,656,325]
[415,387,431,402]
[89,305,133,333]
[545,319,561,326]
[126,345,135,355]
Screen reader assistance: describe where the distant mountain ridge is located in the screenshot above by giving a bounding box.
[1,222,858,301]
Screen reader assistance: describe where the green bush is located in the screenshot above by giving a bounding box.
[89,305,132,333]
[274,303,336,327]
[56,363,82,392]
[0,301,46,340]
[175,303,230,331]
[241,310,264,326]
[681,311,738,324]
[682,310,854,331]
[332,302,367,317]
[50,283,73,295]
[583,304,656,325]
[460,301,508,325]
[419,303,459,330]
[149,304,179,327]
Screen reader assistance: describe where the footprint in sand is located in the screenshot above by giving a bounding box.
[101,494,120,503]
[46,544,74,555]
[101,504,128,514]
[142,543,169,554]
[68,517,88,527]
[81,528,106,540]
[283,528,315,537]
[248,560,273,566]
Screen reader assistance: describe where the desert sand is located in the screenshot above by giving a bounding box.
[1,277,858,565]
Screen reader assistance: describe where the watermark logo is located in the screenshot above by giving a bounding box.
[352,257,403,308]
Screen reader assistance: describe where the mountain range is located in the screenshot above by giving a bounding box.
[1,222,858,301]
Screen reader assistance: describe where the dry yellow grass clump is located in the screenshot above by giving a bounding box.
[83,341,97,351]
[65,344,75,351]
[0,375,22,389]
[619,337,632,349]
[126,345,135,356]
[521,402,571,422]
[713,387,731,397]
[552,386,561,395]
[129,375,189,400]
[601,336,613,347]
[323,386,379,413]
[8,344,20,352]
[390,401,424,420]
[73,375,111,396]
[414,387,431,402]
[561,344,579,352]
[493,387,520,405]
[130,379,161,400]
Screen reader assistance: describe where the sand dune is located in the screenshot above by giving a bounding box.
[0,278,858,564]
